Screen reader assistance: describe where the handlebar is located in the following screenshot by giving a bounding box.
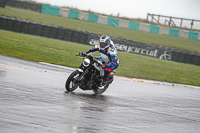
[76,52,103,65]
[76,52,116,73]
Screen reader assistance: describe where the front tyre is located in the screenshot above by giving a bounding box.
[65,70,79,92]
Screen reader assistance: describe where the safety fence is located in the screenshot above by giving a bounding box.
[5,0,200,40]
[60,8,200,40]
[0,15,200,66]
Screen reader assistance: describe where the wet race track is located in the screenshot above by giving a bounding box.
[0,54,200,133]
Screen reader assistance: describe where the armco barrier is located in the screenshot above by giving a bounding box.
[0,15,199,66]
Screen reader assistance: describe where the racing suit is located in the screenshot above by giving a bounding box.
[85,40,119,80]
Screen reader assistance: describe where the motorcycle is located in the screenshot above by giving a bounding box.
[65,52,114,95]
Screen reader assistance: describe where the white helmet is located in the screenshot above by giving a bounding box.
[99,35,110,50]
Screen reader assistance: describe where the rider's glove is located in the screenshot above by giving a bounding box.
[101,64,106,69]
[79,51,85,56]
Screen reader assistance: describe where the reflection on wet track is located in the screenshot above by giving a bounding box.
[0,54,200,133]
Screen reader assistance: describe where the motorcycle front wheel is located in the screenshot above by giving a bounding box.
[65,70,79,92]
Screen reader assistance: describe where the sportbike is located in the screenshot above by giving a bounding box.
[65,53,114,95]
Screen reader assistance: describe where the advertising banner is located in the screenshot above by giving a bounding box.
[188,31,199,40]
[59,8,69,18]
[88,13,98,23]
[87,33,172,60]
[119,19,129,29]
[69,10,79,19]
[97,15,108,25]
[139,23,150,32]
[108,17,119,27]
[41,5,60,16]
[129,21,139,30]
[169,28,179,37]
[78,12,89,21]
[179,30,189,38]
[159,26,169,35]
[150,24,160,34]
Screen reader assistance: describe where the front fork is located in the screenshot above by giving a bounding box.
[76,65,91,82]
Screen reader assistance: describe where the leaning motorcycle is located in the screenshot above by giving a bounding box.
[65,52,114,95]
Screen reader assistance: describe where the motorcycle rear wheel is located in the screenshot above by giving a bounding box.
[93,75,113,95]
[93,84,109,95]
[65,70,79,92]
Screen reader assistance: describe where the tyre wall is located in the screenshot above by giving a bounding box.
[0,16,200,66]
[6,0,41,12]
[5,0,200,41]
[0,0,6,8]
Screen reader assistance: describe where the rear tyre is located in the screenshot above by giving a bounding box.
[93,84,109,95]
[93,75,114,95]
[65,70,79,92]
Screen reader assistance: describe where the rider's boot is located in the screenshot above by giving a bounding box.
[98,77,108,89]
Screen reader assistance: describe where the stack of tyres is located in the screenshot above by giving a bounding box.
[49,26,58,39]
[191,55,200,65]
[41,24,51,38]
[6,0,15,7]
[71,30,80,43]
[56,26,65,40]
[30,3,41,12]
[0,16,7,29]
[79,31,89,44]
[171,51,179,62]
[0,0,6,8]
[6,0,41,12]
[21,1,31,10]
[20,20,29,34]
[63,28,72,41]
[12,19,22,32]
[27,22,36,35]
[177,52,185,63]
[33,22,43,36]
[5,17,15,31]
[87,33,101,46]
[185,53,193,64]
[13,1,23,9]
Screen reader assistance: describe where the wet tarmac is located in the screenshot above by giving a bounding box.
[0,54,200,133]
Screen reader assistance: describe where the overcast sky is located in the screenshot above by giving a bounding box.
[33,0,200,29]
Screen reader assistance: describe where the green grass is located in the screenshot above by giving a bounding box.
[1,29,200,86]
[0,6,200,54]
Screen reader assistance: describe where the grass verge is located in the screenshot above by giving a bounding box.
[1,29,200,86]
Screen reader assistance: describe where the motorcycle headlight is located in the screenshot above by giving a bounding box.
[83,58,90,67]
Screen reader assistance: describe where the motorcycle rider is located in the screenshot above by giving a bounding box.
[80,35,119,89]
